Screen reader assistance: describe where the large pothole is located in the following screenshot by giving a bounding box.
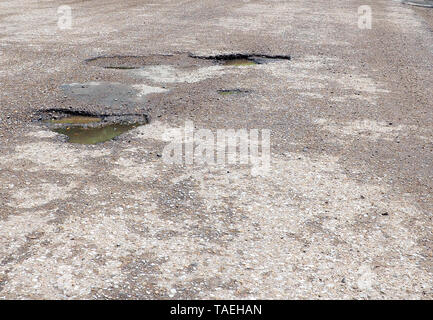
[39,110,148,145]
[85,53,210,69]
[85,52,290,69]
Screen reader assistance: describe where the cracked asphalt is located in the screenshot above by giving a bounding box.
[0,0,432,299]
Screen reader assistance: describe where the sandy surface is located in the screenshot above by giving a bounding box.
[0,0,432,299]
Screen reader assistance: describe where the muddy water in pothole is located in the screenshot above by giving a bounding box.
[218,90,238,95]
[222,59,258,66]
[53,123,140,144]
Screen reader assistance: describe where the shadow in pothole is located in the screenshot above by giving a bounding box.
[190,53,291,66]
[39,110,148,145]
[217,89,251,96]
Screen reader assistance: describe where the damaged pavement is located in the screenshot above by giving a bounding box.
[0,0,432,299]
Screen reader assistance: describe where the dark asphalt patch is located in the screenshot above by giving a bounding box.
[60,82,145,107]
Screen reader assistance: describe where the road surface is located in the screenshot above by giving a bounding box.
[0,0,432,299]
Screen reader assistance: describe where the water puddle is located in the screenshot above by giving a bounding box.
[40,110,147,145]
[222,59,258,66]
[53,123,141,145]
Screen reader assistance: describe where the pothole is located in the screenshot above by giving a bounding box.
[401,0,433,7]
[217,89,250,95]
[39,110,148,145]
[104,66,139,70]
[85,55,163,69]
[85,53,290,69]
[191,53,291,66]
[85,54,208,69]
[48,116,102,124]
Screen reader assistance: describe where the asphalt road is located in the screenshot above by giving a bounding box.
[0,0,432,299]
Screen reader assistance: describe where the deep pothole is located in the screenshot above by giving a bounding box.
[85,53,290,69]
[39,110,148,145]
[192,53,291,66]
[85,54,205,69]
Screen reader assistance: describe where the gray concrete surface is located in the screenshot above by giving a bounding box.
[0,0,432,299]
